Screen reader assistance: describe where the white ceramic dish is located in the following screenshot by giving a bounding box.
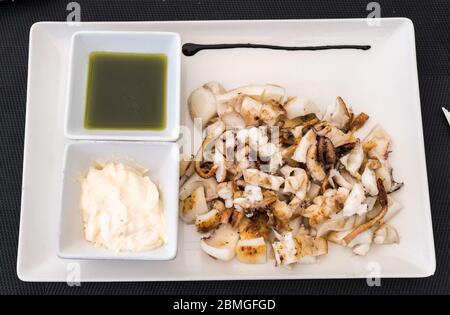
[58,141,179,260]
[65,31,181,141]
[18,19,435,281]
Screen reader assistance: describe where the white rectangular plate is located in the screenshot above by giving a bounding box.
[18,19,435,281]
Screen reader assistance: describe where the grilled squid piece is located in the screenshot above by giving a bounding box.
[211,199,226,211]
[306,182,321,201]
[271,200,294,223]
[205,119,226,139]
[220,110,246,130]
[253,191,278,209]
[179,154,195,187]
[340,141,364,178]
[200,223,239,261]
[180,186,209,223]
[291,126,304,139]
[248,126,269,152]
[317,136,336,170]
[328,168,354,190]
[348,229,374,256]
[236,237,267,264]
[306,144,326,182]
[295,234,328,260]
[194,137,219,179]
[216,84,285,116]
[240,97,285,127]
[261,150,283,174]
[343,179,388,244]
[375,160,404,193]
[188,81,226,127]
[217,181,235,208]
[316,123,356,147]
[373,224,400,245]
[179,154,193,178]
[327,227,374,256]
[316,214,356,237]
[213,150,227,182]
[342,183,368,217]
[363,124,391,160]
[350,112,369,131]
[233,184,263,210]
[283,97,320,119]
[281,166,309,200]
[230,209,244,228]
[194,162,217,179]
[366,195,402,223]
[179,172,218,201]
[215,92,243,116]
[233,84,285,103]
[239,214,270,240]
[272,232,327,267]
[292,129,317,163]
[261,103,285,126]
[195,209,222,232]
[361,165,378,196]
[287,217,303,236]
[323,96,352,130]
[243,169,284,191]
[188,85,218,128]
[272,232,301,266]
[240,96,262,126]
[335,142,356,159]
[258,142,278,160]
[203,81,226,95]
[300,198,333,226]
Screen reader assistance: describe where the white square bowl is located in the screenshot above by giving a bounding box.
[58,141,179,260]
[64,31,181,141]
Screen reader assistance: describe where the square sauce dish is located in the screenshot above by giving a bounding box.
[64,31,181,141]
[58,141,179,260]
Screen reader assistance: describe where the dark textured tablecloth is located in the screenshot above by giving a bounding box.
[1,0,449,295]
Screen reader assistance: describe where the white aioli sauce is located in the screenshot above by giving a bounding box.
[80,162,167,252]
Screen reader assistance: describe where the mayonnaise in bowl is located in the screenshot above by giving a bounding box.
[80,161,167,252]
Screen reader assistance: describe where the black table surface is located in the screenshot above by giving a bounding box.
[1,0,449,295]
